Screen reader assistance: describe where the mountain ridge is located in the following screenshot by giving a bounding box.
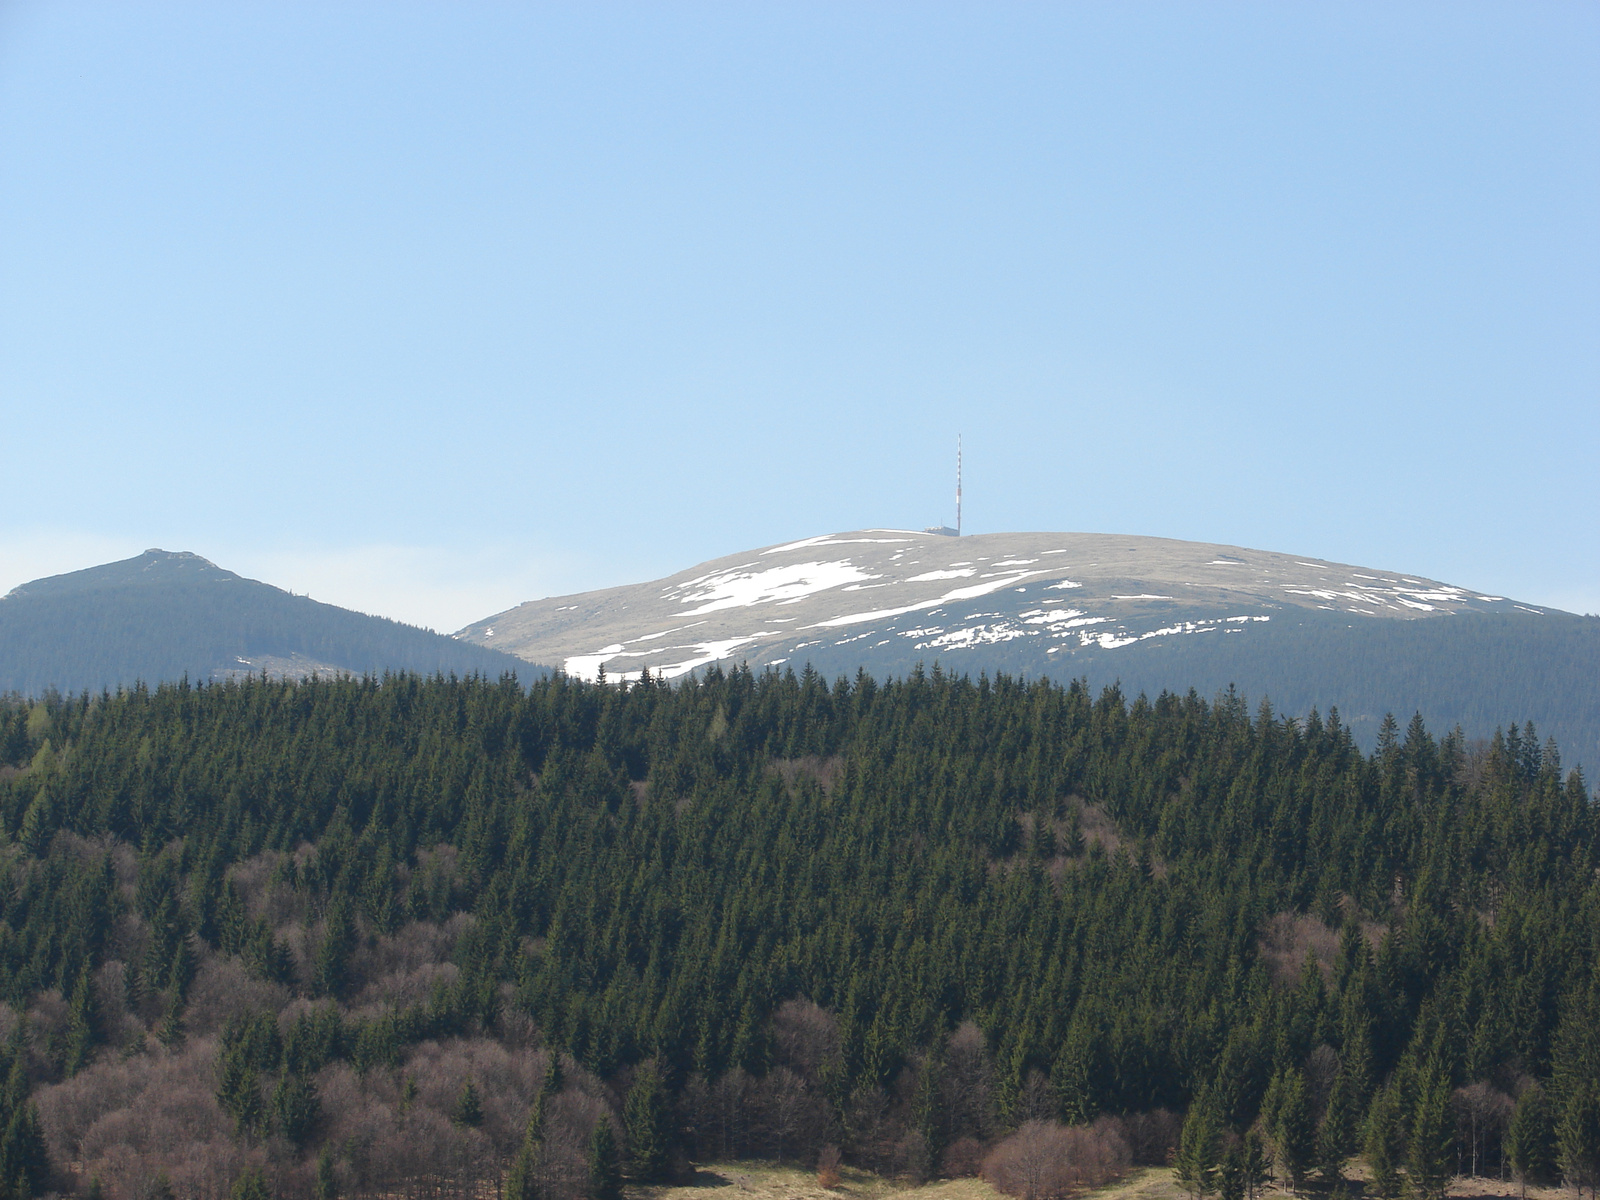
[456,528,1557,677]
[456,528,1597,764]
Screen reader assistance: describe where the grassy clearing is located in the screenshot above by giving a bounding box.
[1076,1168,1187,1200]
[629,1164,1183,1200]
[630,1160,994,1200]
[631,1163,1569,1200]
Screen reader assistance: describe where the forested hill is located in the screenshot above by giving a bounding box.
[0,549,540,695]
[0,669,1596,1200]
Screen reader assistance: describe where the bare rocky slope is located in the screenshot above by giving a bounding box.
[458,529,1599,765]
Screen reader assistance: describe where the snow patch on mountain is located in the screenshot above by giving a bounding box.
[669,560,877,615]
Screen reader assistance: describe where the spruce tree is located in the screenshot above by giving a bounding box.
[507,1077,551,1200]
[1318,1069,1357,1181]
[506,1135,542,1200]
[1218,1139,1245,1200]
[314,1147,337,1200]
[64,966,96,1076]
[311,898,354,1000]
[1242,1131,1271,1200]
[272,1073,320,1145]
[1558,1084,1600,1199]
[216,1044,262,1137]
[587,1118,623,1200]
[624,1060,673,1182]
[1176,1100,1222,1199]
[230,1169,270,1200]
[1408,1070,1454,1200]
[453,1079,483,1128]
[0,1104,48,1200]
[1506,1085,1555,1198]
[1364,1085,1404,1200]
[1051,1031,1096,1125]
[18,787,52,857]
[1271,1071,1315,1194]
[913,1049,948,1166]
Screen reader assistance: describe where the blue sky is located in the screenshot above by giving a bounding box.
[2,2,1595,631]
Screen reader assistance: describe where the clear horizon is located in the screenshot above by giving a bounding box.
[3,3,1596,631]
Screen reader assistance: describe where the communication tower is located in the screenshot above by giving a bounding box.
[923,437,964,537]
[956,435,962,537]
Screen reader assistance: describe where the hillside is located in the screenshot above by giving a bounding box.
[0,549,542,695]
[0,671,1594,1200]
[457,530,1600,766]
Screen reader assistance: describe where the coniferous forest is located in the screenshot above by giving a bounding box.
[0,668,1595,1200]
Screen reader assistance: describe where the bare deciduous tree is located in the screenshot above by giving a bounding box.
[983,1118,1134,1200]
[942,1022,997,1144]
[1453,1082,1513,1178]
[771,1000,841,1083]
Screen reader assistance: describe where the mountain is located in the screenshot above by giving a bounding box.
[458,529,1600,765]
[0,549,543,695]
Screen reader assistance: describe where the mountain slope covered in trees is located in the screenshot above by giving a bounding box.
[0,669,1595,1200]
[0,550,541,695]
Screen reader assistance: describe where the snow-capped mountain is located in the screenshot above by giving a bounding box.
[457,529,1541,681]
[456,529,1597,764]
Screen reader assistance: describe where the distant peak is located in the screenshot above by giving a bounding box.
[4,548,241,601]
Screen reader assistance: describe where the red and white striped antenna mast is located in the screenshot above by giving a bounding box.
[956,435,963,537]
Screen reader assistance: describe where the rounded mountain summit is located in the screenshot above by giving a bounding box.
[457,529,1599,765]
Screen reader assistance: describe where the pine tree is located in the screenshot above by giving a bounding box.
[64,966,96,1076]
[1176,1099,1222,1199]
[1242,1131,1271,1200]
[216,1043,262,1137]
[1558,1084,1600,1200]
[624,1060,673,1182]
[1271,1071,1315,1194]
[0,1104,49,1200]
[18,787,53,857]
[507,1075,552,1200]
[506,1134,543,1200]
[913,1049,948,1166]
[1408,1070,1454,1200]
[1218,1139,1245,1200]
[231,1168,270,1200]
[453,1079,483,1128]
[314,1147,337,1200]
[272,1072,320,1145]
[311,898,354,999]
[313,1145,339,1200]
[1318,1069,1357,1181]
[1506,1084,1555,1198]
[1051,1030,1097,1124]
[587,1118,623,1200]
[1364,1085,1404,1200]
